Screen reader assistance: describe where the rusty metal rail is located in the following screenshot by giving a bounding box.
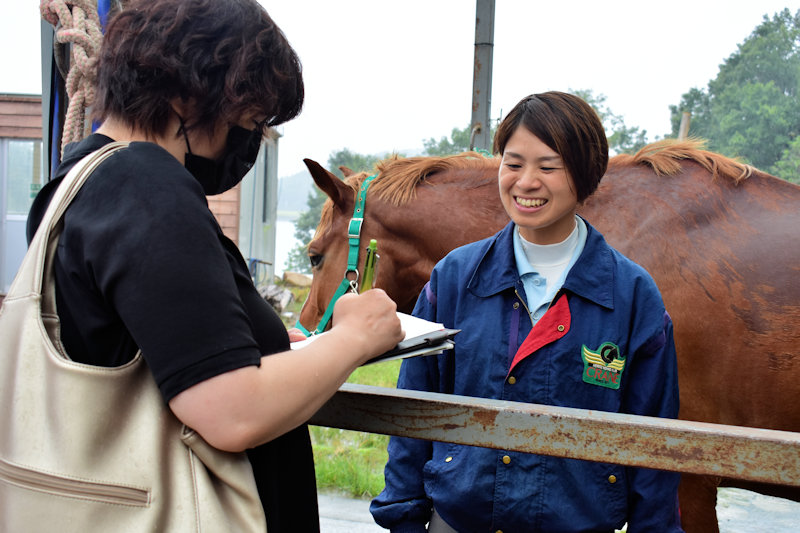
[309,383,800,487]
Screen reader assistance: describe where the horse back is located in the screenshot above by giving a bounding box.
[581,161,800,432]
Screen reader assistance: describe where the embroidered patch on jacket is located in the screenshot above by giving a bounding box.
[581,342,626,390]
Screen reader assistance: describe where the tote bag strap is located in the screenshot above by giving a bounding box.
[6,142,129,301]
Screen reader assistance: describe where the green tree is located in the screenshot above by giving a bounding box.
[715,81,796,170]
[285,190,328,274]
[423,126,475,155]
[669,9,800,174]
[668,88,712,141]
[423,123,499,156]
[285,149,382,273]
[572,89,649,155]
[772,135,800,183]
[326,148,384,177]
[426,89,650,159]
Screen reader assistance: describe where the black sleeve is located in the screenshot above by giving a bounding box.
[27,177,60,243]
[58,143,264,400]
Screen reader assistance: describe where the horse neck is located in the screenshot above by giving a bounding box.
[363,167,507,313]
[381,167,507,256]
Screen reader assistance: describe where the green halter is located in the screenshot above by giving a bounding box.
[296,173,377,336]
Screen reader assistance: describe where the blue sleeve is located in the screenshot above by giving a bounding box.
[369,282,439,532]
[624,311,684,533]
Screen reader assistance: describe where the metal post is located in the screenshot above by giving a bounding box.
[470,0,495,152]
[310,383,800,486]
[678,112,691,140]
[40,19,60,181]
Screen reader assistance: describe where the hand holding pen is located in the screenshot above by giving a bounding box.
[360,239,379,293]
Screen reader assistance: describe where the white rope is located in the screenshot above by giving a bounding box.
[40,0,104,153]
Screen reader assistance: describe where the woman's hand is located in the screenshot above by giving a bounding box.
[170,289,403,452]
[331,289,404,361]
[286,327,307,343]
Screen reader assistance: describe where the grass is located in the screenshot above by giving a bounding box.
[310,360,401,498]
[277,281,401,499]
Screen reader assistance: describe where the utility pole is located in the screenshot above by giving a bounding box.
[470,0,495,152]
[677,112,691,140]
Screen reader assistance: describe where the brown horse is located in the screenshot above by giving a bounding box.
[297,140,800,533]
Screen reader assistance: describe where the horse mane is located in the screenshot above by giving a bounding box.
[314,152,498,241]
[314,140,752,242]
[349,151,499,206]
[611,138,753,182]
[333,139,750,209]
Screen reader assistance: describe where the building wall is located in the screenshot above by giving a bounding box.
[207,184,241,244]
[237,131,279,284]
[1,94,278,293]
[0,95,42,139]
[1,94,43,293]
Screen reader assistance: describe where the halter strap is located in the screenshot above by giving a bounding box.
[296,173,378,336]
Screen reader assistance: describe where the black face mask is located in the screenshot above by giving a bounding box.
[178,117,266,195]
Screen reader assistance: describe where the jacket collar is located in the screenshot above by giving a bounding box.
[467,217,615,310]
[55,134,116,180]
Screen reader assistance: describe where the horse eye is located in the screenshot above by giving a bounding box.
[308,253,323,269]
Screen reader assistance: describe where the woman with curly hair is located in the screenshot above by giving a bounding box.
[27,1,402,530]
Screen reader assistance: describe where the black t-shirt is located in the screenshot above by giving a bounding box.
[28,134,319,532]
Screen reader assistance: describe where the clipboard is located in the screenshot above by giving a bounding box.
[362,328,460,365]
[290,313,459,365]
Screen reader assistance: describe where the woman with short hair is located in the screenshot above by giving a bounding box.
[371,92,683,532]
[27,1,403,530]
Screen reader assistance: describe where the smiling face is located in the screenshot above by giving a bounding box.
[498,126,579,244]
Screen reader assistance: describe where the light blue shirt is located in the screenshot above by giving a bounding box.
[512,216,587,324]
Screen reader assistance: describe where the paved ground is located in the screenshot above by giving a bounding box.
[717,488,800,532]
[319,493,383,533]
[318,489,800,532]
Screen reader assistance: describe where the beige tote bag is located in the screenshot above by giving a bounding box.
[0,142,266,532]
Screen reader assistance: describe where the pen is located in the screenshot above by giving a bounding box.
[360,239,379,292]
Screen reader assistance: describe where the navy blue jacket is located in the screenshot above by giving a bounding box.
[371,220,683,533]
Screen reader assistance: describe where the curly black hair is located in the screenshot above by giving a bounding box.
[93,0,303,138]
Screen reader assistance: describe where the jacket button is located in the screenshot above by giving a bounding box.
[507,376,516,385]
[608,475,617,484]
[445,456,453,463]
[557,324,565,332]
[502,455,511,465]
[513,302,520,309]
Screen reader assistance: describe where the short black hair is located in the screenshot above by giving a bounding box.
[493,91,608,202]
[93,0,304,138]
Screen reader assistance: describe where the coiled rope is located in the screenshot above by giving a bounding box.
[40,0,103,152]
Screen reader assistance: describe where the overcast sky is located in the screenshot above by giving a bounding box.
[3,1,799,178]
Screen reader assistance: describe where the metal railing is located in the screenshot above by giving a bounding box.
[310,383,800,486]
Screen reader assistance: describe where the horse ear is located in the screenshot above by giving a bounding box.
[339,165,355,177]
[303,158,351,211]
